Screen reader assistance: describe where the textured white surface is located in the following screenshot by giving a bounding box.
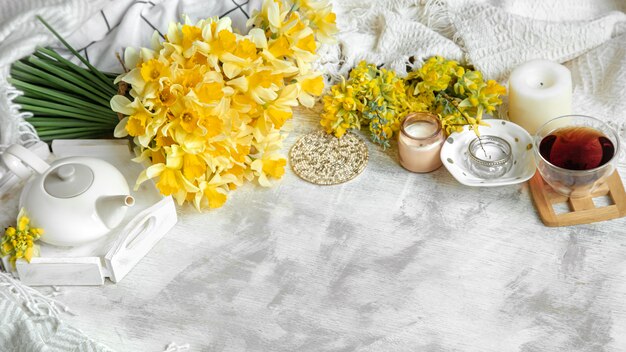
[0,0,625,350]
[17,107,622,352]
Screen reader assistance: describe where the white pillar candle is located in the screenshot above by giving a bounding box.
[508,59,572,135]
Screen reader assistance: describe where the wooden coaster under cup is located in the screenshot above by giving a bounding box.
[529,171,626,226]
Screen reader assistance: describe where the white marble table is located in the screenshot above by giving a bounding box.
[7,107,626,351]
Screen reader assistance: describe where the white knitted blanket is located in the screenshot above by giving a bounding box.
[0,272,114,351]
[317,0,626,149]
[1,0,625,148]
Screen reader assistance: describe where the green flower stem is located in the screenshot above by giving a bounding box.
[36,16,115,92]
[20,88,104,113]
[17,103,115,123]
[14,96,116,121]
[11,79,116,115]
[27,117,115,128]
[10,61,58,86]
[10,18,125,142]
[12,61,80,91]
[36,126,108,136]
[38,130,107,141]
[10,78,111,111]
[25,57,112,102]
[10,69,55,88]
[440,92,486,154]
[14,62,107,105]
[20,103,118,124]
[31,52,86,79]
[35,47,117,96]
[10,64,67,91]
[11,61,110,106]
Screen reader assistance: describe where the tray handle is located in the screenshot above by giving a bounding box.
[104,197,177,282]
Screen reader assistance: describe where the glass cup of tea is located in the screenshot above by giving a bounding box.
[534,115,620,198]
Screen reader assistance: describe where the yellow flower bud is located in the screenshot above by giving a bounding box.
[5,227,16,237]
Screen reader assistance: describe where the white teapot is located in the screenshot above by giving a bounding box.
[1,144,134,247]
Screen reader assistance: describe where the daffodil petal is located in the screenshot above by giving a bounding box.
[114,116,129,137]
[124,47,139,69]
[298,92,315,108]
[227,76,248,92]
[146,163,166,179]
[134,163,165,190]
[222,62,241,79]
[216,17,232,33]
[110,95,134,115]
[266,1,281,29]
[248,28,268,49]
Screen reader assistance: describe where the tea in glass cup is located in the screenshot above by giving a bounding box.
[534,115,620,198]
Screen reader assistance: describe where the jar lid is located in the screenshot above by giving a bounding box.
[44,163,94,198]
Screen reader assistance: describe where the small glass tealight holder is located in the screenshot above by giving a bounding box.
[398,112,445,173]
[467,135,513,179]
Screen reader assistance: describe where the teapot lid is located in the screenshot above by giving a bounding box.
[44,163,94,198]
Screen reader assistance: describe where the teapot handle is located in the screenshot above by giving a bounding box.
[2,144,50,179]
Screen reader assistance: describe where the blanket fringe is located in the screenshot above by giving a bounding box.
[1,84,40,151]
[420,0,456,39]
[422,0,472,65]
[0,271,75,319]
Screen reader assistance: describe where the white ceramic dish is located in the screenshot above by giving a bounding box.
[440,119,536,187]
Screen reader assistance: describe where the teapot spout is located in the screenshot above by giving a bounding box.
[95,195,135,229]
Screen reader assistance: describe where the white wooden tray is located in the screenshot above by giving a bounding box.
[1,140,177,286]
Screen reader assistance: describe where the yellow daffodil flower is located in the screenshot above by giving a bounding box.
[247,0,286,33]
[111,1,337,210]
[264,84,299,129]
[296,74,324,107]
[140,59,170,82]
[250,156,286,187]
[136,145,200,205]
[309,11,338,44]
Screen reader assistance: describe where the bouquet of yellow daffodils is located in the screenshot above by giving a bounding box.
[110,0,337,209]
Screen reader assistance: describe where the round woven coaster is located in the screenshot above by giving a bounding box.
[289,131,368,185]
